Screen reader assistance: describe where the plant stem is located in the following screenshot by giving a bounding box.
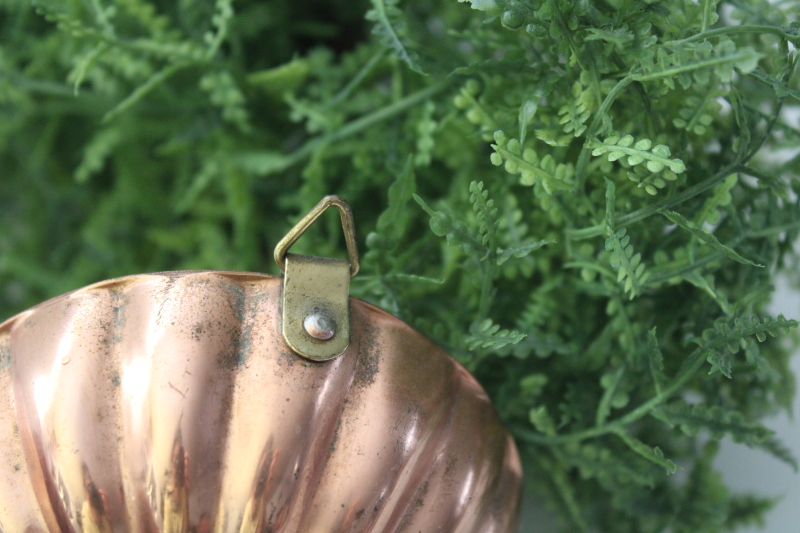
[568,162,742,240]
[281,81,451,169]
[665,25,800,47]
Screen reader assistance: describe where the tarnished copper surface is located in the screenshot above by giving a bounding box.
[0,271,521,533]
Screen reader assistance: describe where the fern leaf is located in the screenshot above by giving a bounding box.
[469,181,498,249]
[604,179,648,298]
[413,194,485,255]
[695,173,737,225]
[748,67,800,101]
[518,100,537,145]
[692,314,799,377]
[453,80,497,140]
[457,0,502,15]
[491,130,575,193]
[673,90,724,136]
[200,70,251,133]
[654,401,799,471]
[758,437,799,472]
[647,328,667,394]
[103,60,191,122]
[654,401,771,443]
[466,318,526,350]
[584,26,635,48]
[367,157,416,251]
[558,81,591,137]
[614,429,679,474]
[528,405,556,436]
[659,209,761,267]
[74,126,122,183]
[626,164,678,195]
[681,271,731,314]
[590,133,685,174]
[204,0,234,58]
[496,239,554,265]
[596,365,628,426]
[558,443,658,489]
[414,101,437,166]
[366,0,424,74]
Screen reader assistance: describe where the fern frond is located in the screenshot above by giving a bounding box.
[466,318,526,350]
[659,209,761,267]
[204,0,234,58]
[626,164,678,196]
[413,194,486,256]
[469,181,498,249]
[654,401,799,471]
[647,328,667,394]
[692,314,799,377]
[456,0,503,15]
[491,130,575,193]
[528,405,557,436]
[654,401,771,443]
[558,443,658,488]
[453,80,497,141]
[695,173,736,225]
[414,101,437,166]
[367,157,416,252]
[496,239,554,265]
[614,429,679,474]
[200,70,251,133]
[604,179,648,298]
[366,0,423,73]
[590,133,685,174]
[558,81,590,137]
[673,89,723,135]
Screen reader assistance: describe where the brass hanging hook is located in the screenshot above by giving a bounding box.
[273,195,360,277]
[274,195,358,361]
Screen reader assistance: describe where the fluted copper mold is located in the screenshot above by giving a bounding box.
[0,271,521,533]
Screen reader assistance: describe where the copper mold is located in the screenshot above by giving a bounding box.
[0,271,521,532]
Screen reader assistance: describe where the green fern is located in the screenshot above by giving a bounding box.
[466,318,526,350]
[558,81,591,137]
[200,70,251,133]
[659,209,761,267]
[604,179,648,298]
[497,239,554,265]
[413,194,485,256]
[453,80,498,141]
[366,157,416,254]
[365,0,423,73]
[469,180,498,251]
[490,130,575,193]
[613,429,679,475]
[692,315,799,378]
[590,133,686,174]
[695,173,737,225]
[74,126,122,183]
[626,165,679,196]
[654,401,798,470]
[673,89,724,136]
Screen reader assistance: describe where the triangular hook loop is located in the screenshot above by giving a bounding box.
[274,195,360,277]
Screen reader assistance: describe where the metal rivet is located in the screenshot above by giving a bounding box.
[304,312,336,341]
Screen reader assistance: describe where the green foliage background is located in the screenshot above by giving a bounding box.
[2,0,800,530]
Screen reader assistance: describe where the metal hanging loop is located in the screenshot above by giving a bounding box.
[274,195,360,277]
[274,195,359,361]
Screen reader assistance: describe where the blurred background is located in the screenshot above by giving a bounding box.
[714,276,800,533]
